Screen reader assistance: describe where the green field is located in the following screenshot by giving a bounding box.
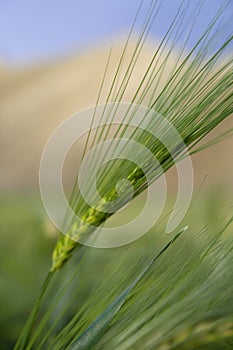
[1,190,232,349]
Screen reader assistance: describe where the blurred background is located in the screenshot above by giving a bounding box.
[0,0,232,348]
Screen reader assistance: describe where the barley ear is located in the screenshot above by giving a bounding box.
[51,235,79,271]
[51,205,111,271]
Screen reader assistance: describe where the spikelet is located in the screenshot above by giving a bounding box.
[51,166,146,271]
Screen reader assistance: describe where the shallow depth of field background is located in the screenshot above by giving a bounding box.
[0,0,232,347]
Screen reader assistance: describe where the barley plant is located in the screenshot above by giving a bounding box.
[13,0,233,349]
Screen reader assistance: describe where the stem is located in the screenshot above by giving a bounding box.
[14,271,55,350]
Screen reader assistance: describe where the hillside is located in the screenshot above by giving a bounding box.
[0,39,232,191]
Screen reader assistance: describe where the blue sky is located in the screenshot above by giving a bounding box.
[0,0,232,65]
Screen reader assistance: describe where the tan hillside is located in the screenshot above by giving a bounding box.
[0,39,232,191]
